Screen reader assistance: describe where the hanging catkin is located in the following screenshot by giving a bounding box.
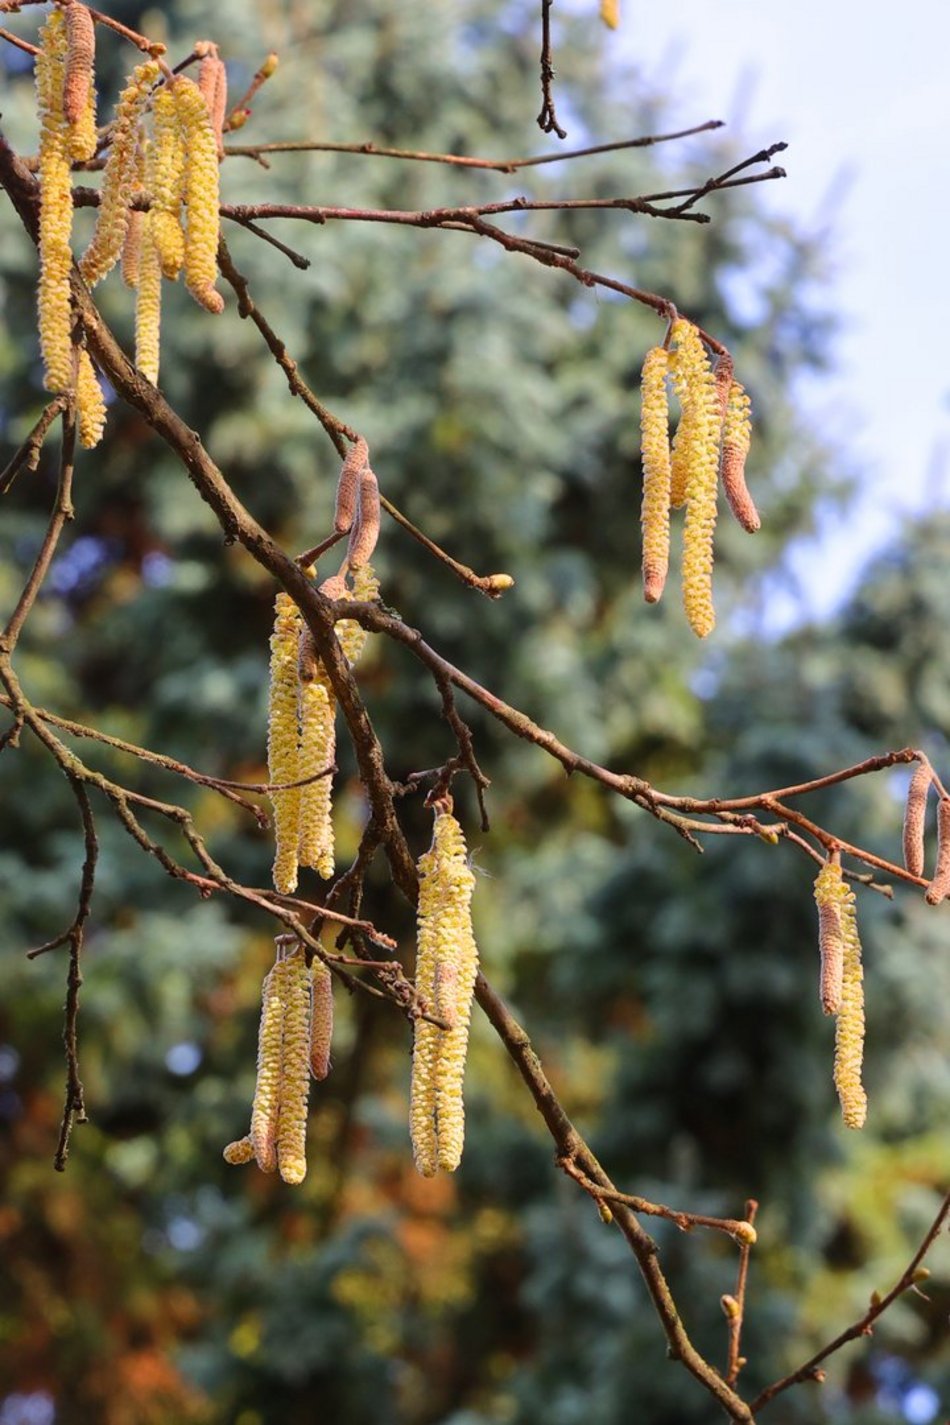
[268,592,304,894]
[147,87,186,280]
[833,886,867,1129]
[410,807,479,1176]
[36,9,74,396]
[925,798,950,905]
[249,964,283,1172]
[334,437,368,533]
[172,77,224,313]
[813,857,846,1016]
[639,345,672,603]
[902,764,931,879]
[309,960,334,1080]
[222,1135,254,1165]
[198,51,228,158]
[669,319,723,638]
[347,466,381,568]
[79,59,159,287]
[276,950,311,1184]
[64,3,97,161]
[75,349,106,449]
[134,219,162,383]
[720,380,759,533]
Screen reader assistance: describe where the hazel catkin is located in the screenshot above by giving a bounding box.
[172,76,224,313]
[720,380,759,533]
[334,437,368,533]
[249,964,283,1172]
[639,345,672,603]
[276,950,311,1184]
[600,0,620,27]
[64,3,97,161]
[925,797,950,905]
[813,857,846,1016]
[670,319,722,638]
[347,466,381,568]
[903,763,931,880]
[268,592,303,894]
[309,959,334,1081]
[75,348,107,449]
[833,886,867,1129]
[36,10,74,396]
[79,59,159,288]
[147,87,186,280]
[134,220,162,383]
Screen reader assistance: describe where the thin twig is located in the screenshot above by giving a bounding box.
[2,403,75,653]
[52,776,97,1171]
[537,0,567,139]
[0,396,67,495]
[726,1199,759,1387]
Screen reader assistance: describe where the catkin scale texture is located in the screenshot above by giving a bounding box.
[64,4,97,160]
[268,593,303,894]
[172,77,224,313]
[925,798,950,905]
[347,467,381,568]
[297,669,335,878]
[36,11,74,396]
[813,860,845,1016]
[76,349,107,448]
[309,961,334,1080]
[250,967,283,1172]
[833,889,867,1129]
[79,60,159,288]
[720,381,759,533]
[134,221,162,383]
[276,952,311,1184]
[639,345,672,603]
[147,88,186,280]
[410,844,442,1178]
[903,764,931,879]
[334,438,368,533]
[223,1135,254,1165]
[669,320,722,638]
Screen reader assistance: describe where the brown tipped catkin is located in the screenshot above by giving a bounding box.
[76,348,107,449]
[334,437,368,533]
[121,207,144,288]
[925,798,950,904]
[720,380,759,532]
[813,858,846,1016]
[347,466,381,568]
[250,965,283,1172]
[903,764,931,879]
[309,960,333,1080]
[276,950,311,1184]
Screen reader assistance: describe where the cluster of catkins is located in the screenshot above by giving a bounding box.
[639,318,756,638]
[224,946,333,1184]
[34,5,228,447]
[266,441,382,893]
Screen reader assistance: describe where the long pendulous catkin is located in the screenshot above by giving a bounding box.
[64,2,97,160]
[135,220,162,382]
[639,345,672,604]
[309,960,334,1080]
[147,87,186,280]
[276,951,311,1184]
[410,808,479,1176]
[334,437,368,533]
[172,77,224,313]
[903,764,931,879]
[79,59,159,287]
[75,348,106,449]
[833,885,867,1129]
[249,964,283,1172]
[268,592,303,894]
[720,379,759,533]
[669,319,723,638]
[813,857,846,1016]
[925,798,950,905]
[36,10,74,396]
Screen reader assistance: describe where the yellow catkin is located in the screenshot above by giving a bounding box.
[134,219,162,383]
[121,207,144,288]
[833,887,867,1129]
[600,0,620,27]
[223,1135,254,1165]
[79,59,159,287]
[335,437,368,533]
[36,10,74,396]
[669,319,722,638]
[639,345,672,604]
[309,960,334,1080]
[172,77,224,313]
[147,87,186,280]
[336,563,379,665]
[276,950,311,1185]
[75,348,106,448]
[813,859,846,1016]
[64,3,97,161]
[720,380,760,533]
[268,592,303,894]
[410,809,479,1175]
[925,798,950,905]
[903,764,931,879]
[250,965,283,1172]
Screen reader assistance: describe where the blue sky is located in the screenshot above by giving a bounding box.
[614,0,950,620]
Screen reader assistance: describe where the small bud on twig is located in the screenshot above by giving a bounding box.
[720,1294,740,1321]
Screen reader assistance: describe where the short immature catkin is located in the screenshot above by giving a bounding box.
[222,1135,254,1165]
[670,319,722,638]
[334,437,368,533]
[64,3,97,161]
[410,809,479,1176]
[75,348,107,449]
[79,59,160,287]
[925,798,950,905]
[813,858,846,1016]
[309,959,334,1081]
[833,886,867,1129]
[268,592,303,894]
[198,52,228,158]
[172,77,224,313]
[36,10,74,396]
[276,951,311,1185]
[721,380,760,533]
[146,87,186,280]
[903,764,931,879]
[639,345,672,604]
[347,467,381,568]
[250,965,283,1172]
[134,220,162,383]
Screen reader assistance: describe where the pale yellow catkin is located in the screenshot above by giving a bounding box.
[276,951,311,1184]
[639,345,672,604]
[134,219,162,383]
[36,10,74,396]
[409,840,442,1178]
[925,798,950,905]
[309,960,334,1080]
[720,380,760,533]
[902,764,931,879]
[249,965,283,1172]
[146,87,186,280]
[172,77,224,313]
[222,1135,254,1165]
[64,3,97,161]
[833,887,867,1129]
[79,59,160,287]
[669,319,722,638]
[268,592,303,894]
[75,348,106,449]
[813,858,846,1017]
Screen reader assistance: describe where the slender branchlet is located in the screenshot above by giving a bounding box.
[813,856,845,1016]
[334,437,368,533]
[75,348,106,449]
[639,344,672,603]
[134,220,162,383]
[347,466,381,568]
[147,87,186,280]
[36,9,74,395]
[249,964,283,1172]
[925,797,950,905]
[222,1134,254,1165]
[309,959,333,1081]
[79,59,160,287]
[172,76,224,313]
[721,379,759,533]
[670,318,722,638]
[903,764,932,879]
[268,591,303,894]
[64,2,97,161]
[833,886,867,1129]
[276,949,311,1184]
